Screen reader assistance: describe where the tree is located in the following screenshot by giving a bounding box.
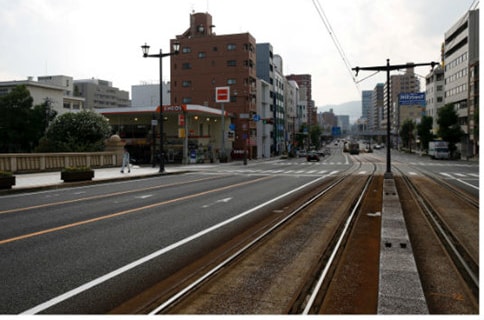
[310,125,322,149]
[0,85,34,152]
[416,115,434,151]
[40,111,111,152]
[295,123,308,149]
[437,104,464,157]
[0,86,58,152]
[399,119,415,152]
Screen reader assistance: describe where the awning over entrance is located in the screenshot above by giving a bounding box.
[98,104,229,117]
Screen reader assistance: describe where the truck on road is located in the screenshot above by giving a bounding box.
[429,141,450,159]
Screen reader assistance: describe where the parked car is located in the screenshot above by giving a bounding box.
[306,151,320,162]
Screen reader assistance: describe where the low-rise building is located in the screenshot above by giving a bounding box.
[0,76,85,115]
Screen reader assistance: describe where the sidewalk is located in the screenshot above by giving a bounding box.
[7,165,190,192]
[3,157,280,193]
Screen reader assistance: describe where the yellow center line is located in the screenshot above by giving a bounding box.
[0,176,221,215]
[0,175,273,245]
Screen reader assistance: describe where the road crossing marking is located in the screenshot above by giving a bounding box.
[204,168,340,176]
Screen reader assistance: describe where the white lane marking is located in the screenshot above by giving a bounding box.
[202,197,233,208]
[22,173,332,314]
[455,178,479,190]
[135,195,153,199]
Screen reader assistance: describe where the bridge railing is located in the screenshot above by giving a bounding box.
[0,152,122,173]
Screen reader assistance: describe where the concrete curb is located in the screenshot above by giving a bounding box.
[378,178,428,314]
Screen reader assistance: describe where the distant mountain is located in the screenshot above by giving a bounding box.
[318,100,361,124]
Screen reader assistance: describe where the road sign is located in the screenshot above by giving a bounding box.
[215,86,230,103]
[253,114,260,121]
[399,92,426,106]
[331,126,341,136]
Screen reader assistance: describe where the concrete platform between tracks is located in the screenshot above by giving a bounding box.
[378,177,428,314]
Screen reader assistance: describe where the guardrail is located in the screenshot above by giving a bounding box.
[0,152,122,173]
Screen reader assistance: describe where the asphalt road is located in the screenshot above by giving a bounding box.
[0,145,478,314]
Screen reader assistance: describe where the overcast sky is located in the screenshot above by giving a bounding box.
[0,0,477,107]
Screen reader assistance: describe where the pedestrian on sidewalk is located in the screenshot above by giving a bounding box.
[121,147,130,173]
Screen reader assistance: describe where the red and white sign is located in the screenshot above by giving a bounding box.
[215,86,230,103]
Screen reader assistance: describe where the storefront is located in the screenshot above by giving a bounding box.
[99,105,232,164]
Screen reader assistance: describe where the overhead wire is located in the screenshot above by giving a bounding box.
[311,0,360,94]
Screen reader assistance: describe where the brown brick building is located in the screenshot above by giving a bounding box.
[170,12,258,158]
[286,74,317,127]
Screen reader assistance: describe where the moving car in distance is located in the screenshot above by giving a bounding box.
[307,151,320,162]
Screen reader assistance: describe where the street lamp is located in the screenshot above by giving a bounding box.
[141,41,180,173]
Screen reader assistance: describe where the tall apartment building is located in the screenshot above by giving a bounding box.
[273,54,286,154]
[285,79,299,153]
[256,43,277,155]
[443,9,479,158]
[171,12,257,157]
[286,74,316,128]
[425,66,445,134]
[74,78,130,109]
[382,65,421,146]
[371,83,384,132]
[256,78,271,158]
[361,90,372,128]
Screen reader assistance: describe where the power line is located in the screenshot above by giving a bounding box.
[311,0,360,94]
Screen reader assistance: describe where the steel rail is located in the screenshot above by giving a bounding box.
[396,168,479,298]
[149,162,365,314]
[301,161,377,314]
[406,165,479,209]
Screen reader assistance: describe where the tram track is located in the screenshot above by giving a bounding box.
[394,166,479,313]
[110,158,382,314]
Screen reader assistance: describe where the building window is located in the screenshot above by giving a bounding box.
[227,43,236,51]
[182,63,192,70]
[213,46,218,52]
[198,51,206,59]
[227,79,236,85]
[182,80,192,87]
[182,97,192,104]
[227,60,236,67]
[182,47,191,54]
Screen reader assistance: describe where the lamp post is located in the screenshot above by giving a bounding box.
[141,41,180,173]
[352,59,438,178]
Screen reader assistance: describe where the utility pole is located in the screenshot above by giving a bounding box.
[352,59,438,178]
